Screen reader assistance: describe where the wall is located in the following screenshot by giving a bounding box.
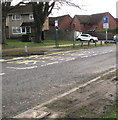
[71,16,82,31]
[7,14,33,38]
[6,14,49,38]
[44,29,74,41]
[97,13,117,30]
[59,16,72,30]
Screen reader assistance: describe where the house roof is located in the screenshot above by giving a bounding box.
[91,12,109,24]
[49,15,72,26]
[75,12,111,25]
[8,4,32,15]
[75,15,91,24]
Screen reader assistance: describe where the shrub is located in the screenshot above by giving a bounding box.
[21,34,31,42]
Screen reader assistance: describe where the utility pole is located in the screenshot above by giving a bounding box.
[0,2,2,120]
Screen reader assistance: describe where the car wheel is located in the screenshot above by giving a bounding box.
[90,39,94,43]
[77,38,81,41]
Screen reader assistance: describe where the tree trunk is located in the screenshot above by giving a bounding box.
[31,2,55,43]
[34,27,42,43]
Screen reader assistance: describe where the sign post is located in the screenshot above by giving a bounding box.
[103,17,109,44]
[55,20,59,47]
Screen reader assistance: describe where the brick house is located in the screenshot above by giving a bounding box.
[115,18,118,27]
[49,15,72,30]
[71,12,117,32]
[6,4,49,38]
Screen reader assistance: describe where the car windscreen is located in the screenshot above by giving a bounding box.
[81,35,88,37]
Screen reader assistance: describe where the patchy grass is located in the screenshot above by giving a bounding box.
[2,39,56,49]
[2,39,117,57]
[101,100,117,119]
[2,39,74,49]
[45,71,117,119]
[101,72,116,80]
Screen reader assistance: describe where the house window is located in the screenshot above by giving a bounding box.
[12,14,21,20]
[12,27,21,34]
[22,27,26,33]
[26,27,31,34]
[29,14,34,20]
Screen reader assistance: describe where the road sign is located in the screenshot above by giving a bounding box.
[103,17,109,23]
[103,23,109,29]
[103,17,109,29]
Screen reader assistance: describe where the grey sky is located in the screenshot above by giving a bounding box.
[51,0,117,18]
[11,0,117,18]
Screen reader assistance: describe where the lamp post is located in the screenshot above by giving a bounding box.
[55,20,59,47]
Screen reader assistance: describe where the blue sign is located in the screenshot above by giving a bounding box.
[103,17,109,23]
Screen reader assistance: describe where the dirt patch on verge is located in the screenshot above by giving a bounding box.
[45,71,117,119]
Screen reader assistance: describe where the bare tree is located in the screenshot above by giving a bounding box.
[31,0,80,43]
[31,2,55,43]
[2,1,12,44]
[2,0,80,43]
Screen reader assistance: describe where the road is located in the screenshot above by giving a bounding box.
[2,45,116,118]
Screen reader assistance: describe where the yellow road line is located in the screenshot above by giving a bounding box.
[1,50,79,62]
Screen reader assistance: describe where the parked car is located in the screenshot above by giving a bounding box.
[104,41,117,44]
[113,34,118,41]
[76,34,98,42]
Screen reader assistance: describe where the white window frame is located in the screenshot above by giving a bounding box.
[12,14,21,20]
[12,26,31,34]
[26,26,31,34]
[29,14,34,20]
[12,27,21,34]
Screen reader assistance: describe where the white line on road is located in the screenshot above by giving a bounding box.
[0,73,5,76]
[81,56,89,58]
[13,57,24,60]
[6,66,38,70]
[46,61,59,65]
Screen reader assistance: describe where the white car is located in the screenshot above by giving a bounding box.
[113,34,118,41]
[76,34,98,42]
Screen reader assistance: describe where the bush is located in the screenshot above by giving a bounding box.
[21,34,31,42]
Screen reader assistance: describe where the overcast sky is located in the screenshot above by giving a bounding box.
[50,0,118,18]
[11,0,118,18]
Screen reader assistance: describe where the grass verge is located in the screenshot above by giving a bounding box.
[2,39,117,57]
[45,71,117,119]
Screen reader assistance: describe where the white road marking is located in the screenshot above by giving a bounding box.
[0,59,5,62]
[92,54,98,56]
[81,56,89,58]
[46,61,59,65]
[0,73,5,76]
[41,65,47,67]
[7,66,38,70]
[13,57,24,60]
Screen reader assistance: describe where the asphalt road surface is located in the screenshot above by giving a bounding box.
[2,45,117,118]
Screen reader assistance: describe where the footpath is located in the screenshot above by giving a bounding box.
[14,69,117,119]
